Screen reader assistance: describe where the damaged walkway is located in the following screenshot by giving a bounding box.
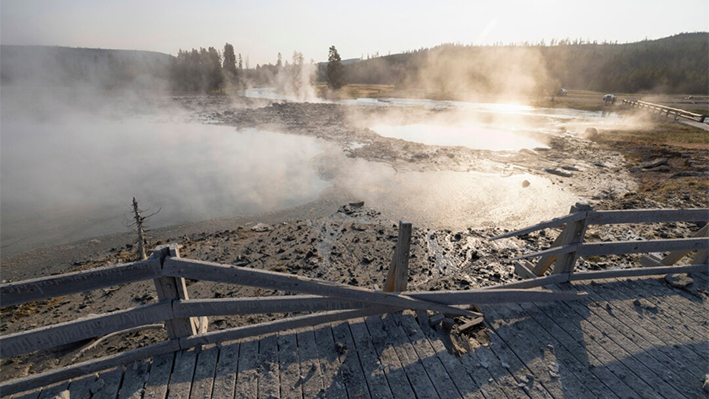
[8,273,707,399]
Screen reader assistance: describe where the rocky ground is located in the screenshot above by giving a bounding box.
[1,97,707,381]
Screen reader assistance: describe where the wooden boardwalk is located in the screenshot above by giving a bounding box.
[6,274,708,399]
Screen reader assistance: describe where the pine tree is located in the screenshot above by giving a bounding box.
[327,46,345,90]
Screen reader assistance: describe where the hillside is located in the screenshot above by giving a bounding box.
[0,45,173,89]
[337,33,709,96]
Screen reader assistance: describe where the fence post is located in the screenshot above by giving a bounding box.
[384,221,412,292]
[152,245,197,339]
[532,203,592,276]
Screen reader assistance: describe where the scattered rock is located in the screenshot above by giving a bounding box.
[665,273,694,288]
[90,378,105,393]
[349,201,365,208]
[335,342,347,355]
[632,298,657,311]
[543,168,573,177]
[250,223,272,232]
[583,127,598,139]
[522,180,531,188]
[638,158,668,169]
[703,374,709,392]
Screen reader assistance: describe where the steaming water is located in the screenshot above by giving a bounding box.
[371,124,547,151]
[1,118,330,257]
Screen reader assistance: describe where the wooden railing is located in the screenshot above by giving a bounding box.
[0,222,586,396]
[622,99,708,123]
[492,203,709,282]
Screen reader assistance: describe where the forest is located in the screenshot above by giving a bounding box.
[2,33,706,96]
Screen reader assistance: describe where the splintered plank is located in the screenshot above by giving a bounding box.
[567,282,704,398]
[167,349,198,399]
[464,345,528,399]
[484,329,552,399]
[553,284,683,399]
[235,338,259,399]
[347,318,393,399]
[277,330,301,399]
[379,313,440,399]
[190,346,219,399]
[518,301,635,399]
[395,313,484,399]
[144,353,176,399]
[92,367,124,399]
[583,279,707,382]
[36,381,70,399]
[211,342,240,399]
[66,373,97,399]
[312,324,347,399]
[331,321,371,399]
[297,327,326,398]
[391,313,461,398]
[118,360,150,399]
[257,334,280,399]
[482,304,606,398]
[363,315,416,399]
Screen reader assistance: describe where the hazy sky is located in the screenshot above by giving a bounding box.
[2,0,707,65]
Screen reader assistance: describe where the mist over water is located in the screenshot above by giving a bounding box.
[1,103,330,256]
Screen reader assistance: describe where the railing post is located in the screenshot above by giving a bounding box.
[152,245,197,339]
[532,203,592,276]
[384,221,412,292]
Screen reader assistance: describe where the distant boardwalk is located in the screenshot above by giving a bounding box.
[5,274,707,399]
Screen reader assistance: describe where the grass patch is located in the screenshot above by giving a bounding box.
[595,121,709,148]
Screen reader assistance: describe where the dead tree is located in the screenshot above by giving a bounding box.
[125,197,160,260]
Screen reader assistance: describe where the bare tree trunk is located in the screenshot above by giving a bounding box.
[132,197,147,260]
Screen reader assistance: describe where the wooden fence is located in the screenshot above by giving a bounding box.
[0,223,586,396]
[492,203,709,282]
[621,99,708,123]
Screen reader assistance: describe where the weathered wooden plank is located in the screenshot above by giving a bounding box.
[296,327,325,398]
[172,296,373,317]
[568,282,704,398]
[396,313,483,398]
[91,367,124,399]
[515,301,631,399]
[0,341,180,397]
[7,388,41,399]
[568,264,708,281]
[363,315,416,399]
[487,274,569,290]
[528,297,663,399]
[164,258,477,317]
[514,244,578,261]
[490,212,587,240]
[0,259,162,308]
[462,345,528,399]
[189,346,218,399]
[421,334,485,399]
[578,238,708,257]
[553,211,589,274]
[36,381,70,399]
[143,353,175,399]
[385,221,411,292]
[513,261,536,279]
[581,279,707,382]
[166,349,198,399]
[173,290,583,321]
[234,338,259,399]
[532,205,589,276]
[482,304,598,398]
[312,325,347,399]
[153,246,197,340]
[586,208,709,225]
[65,373,96,399]
[0,301,172,358]
[118,360,150,399]
[659,223,709,265]
[276,330,301,399]
[484,330,552,399]
[379,314,440,399]
[258,334,280,399]
[331,321,371,399]
[211,342,239,399]
[179,308,391,348]
[516,238,709,261]
[407,289,586,304]
[347,318,394,399]
[556,285,685,399]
